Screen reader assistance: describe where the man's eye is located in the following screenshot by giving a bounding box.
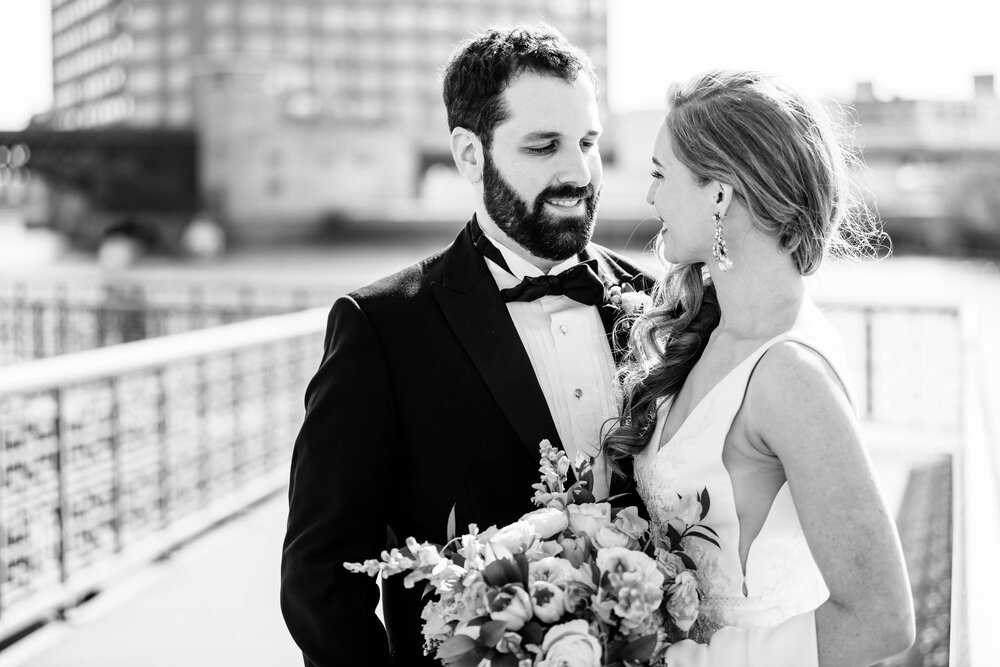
[581,140,598,151]
[524,144,556,155]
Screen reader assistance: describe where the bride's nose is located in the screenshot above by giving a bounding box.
[646,180,657,205]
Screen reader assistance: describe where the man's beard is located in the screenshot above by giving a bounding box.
[482,150,599,262]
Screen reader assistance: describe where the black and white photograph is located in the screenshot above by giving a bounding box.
[0,1,998,666]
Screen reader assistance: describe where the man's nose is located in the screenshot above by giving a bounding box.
[556,148,592,186]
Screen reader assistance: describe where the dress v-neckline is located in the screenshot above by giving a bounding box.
[654,330,790,453]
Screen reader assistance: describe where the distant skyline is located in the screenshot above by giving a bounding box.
[2,0,999,130]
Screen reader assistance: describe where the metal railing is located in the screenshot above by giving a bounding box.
[0,297,987,658]
[0,277,339,363]
[0,307,328,641]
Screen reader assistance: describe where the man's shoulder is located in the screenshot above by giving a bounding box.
[586,242,662,288]
[349,246,449,305]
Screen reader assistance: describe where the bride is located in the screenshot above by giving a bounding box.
[604,71,915,666]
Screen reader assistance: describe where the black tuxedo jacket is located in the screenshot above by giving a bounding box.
[280,220,656,667]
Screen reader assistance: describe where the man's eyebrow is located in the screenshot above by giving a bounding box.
[521,130,602,142]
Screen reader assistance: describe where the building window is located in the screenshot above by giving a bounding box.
[206,31,235,55]
[129,4,160,31]
[128,66,162,94]
[167,4,189,25]
[206,1,234,25]
[321,6,346,30]
[167,64,191,91]
[134,99,163,124]
[245,32,273,54]
[166,33,190,57]
[242,3,272,27]
[285,4,310,28]
[166,99,193,126]
[132,35,161,60]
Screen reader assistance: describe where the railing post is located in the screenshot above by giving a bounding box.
[110,377,123,554]
[156,367,169,528]
[53,387,69,587]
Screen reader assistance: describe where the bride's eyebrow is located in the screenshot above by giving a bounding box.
[652,157,665,167]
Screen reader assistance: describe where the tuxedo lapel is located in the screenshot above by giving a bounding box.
[579,245,635,364]
[431,222,563,459]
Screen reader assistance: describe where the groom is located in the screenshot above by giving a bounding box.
[280,24,655,667]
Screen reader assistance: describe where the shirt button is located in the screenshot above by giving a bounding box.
[573,388,583,399]
[560,325,569,335]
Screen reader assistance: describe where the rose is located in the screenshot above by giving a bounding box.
[530,556,583,586]
[486,584,533,631]
[520,507,569,539]
[566,503,611,539]
[613,506,649,540]
[529,580,567,623]
[490,521,538,556]
[666,570,699,633]
[675,493,702,525]
[557,535,589,568]
[654,548,686,581]
[536,619,603,667]
[593,525,632,549]
[594,547,666,634]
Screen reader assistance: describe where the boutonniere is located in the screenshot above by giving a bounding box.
[607,283,653,318]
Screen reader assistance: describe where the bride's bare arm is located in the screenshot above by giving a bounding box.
[746,341,915,666]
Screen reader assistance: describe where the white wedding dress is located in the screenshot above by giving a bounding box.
[635,316,853,667]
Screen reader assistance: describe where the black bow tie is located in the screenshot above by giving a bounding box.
[469,216,606,306]
[500,260,606,306]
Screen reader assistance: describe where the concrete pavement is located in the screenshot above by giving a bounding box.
[0,492,304,667]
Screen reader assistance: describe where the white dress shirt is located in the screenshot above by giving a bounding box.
[480,231,618,499]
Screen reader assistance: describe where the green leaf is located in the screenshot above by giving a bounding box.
[479,620,507,647]
[666,523,682,547]
[521,621,546,646]
[436,635,477,662]
[447,503,458,543]
[677,551,697,570]
[605,637,626,662]
[697,523,720,537]
[686,531,720,549]
[699,488,711,520]
[491,652,520,667]
[621,633,658,662]
[482,559,522,587]
[514,553,530,586]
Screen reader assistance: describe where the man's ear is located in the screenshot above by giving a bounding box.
[450,127,484,184]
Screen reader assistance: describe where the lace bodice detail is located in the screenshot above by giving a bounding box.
[634,321,850,632]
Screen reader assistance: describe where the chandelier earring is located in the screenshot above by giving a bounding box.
[712,212,733,272]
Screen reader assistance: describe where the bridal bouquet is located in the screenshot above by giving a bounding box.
[345,440,717,667]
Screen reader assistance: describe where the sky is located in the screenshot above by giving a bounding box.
[2,0,1000,129]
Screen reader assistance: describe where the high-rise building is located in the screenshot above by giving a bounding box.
[50,0,609,131]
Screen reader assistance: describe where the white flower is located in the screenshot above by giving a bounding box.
[536,619,603,667]
[490,521,538,556]
[486,584,534,631]
[529,580,567,623]
[593,525,632,549]
[566,503,612,540]
[666,570,700,633]
[520,507,569,539]
[613,506,649,540]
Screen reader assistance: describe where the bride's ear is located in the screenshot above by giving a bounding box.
[712,182,735,218]
[450,127,484,184]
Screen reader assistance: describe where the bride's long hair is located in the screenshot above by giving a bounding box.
[604,70,880,470]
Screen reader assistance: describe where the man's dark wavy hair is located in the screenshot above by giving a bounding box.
[442,24,597,151]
